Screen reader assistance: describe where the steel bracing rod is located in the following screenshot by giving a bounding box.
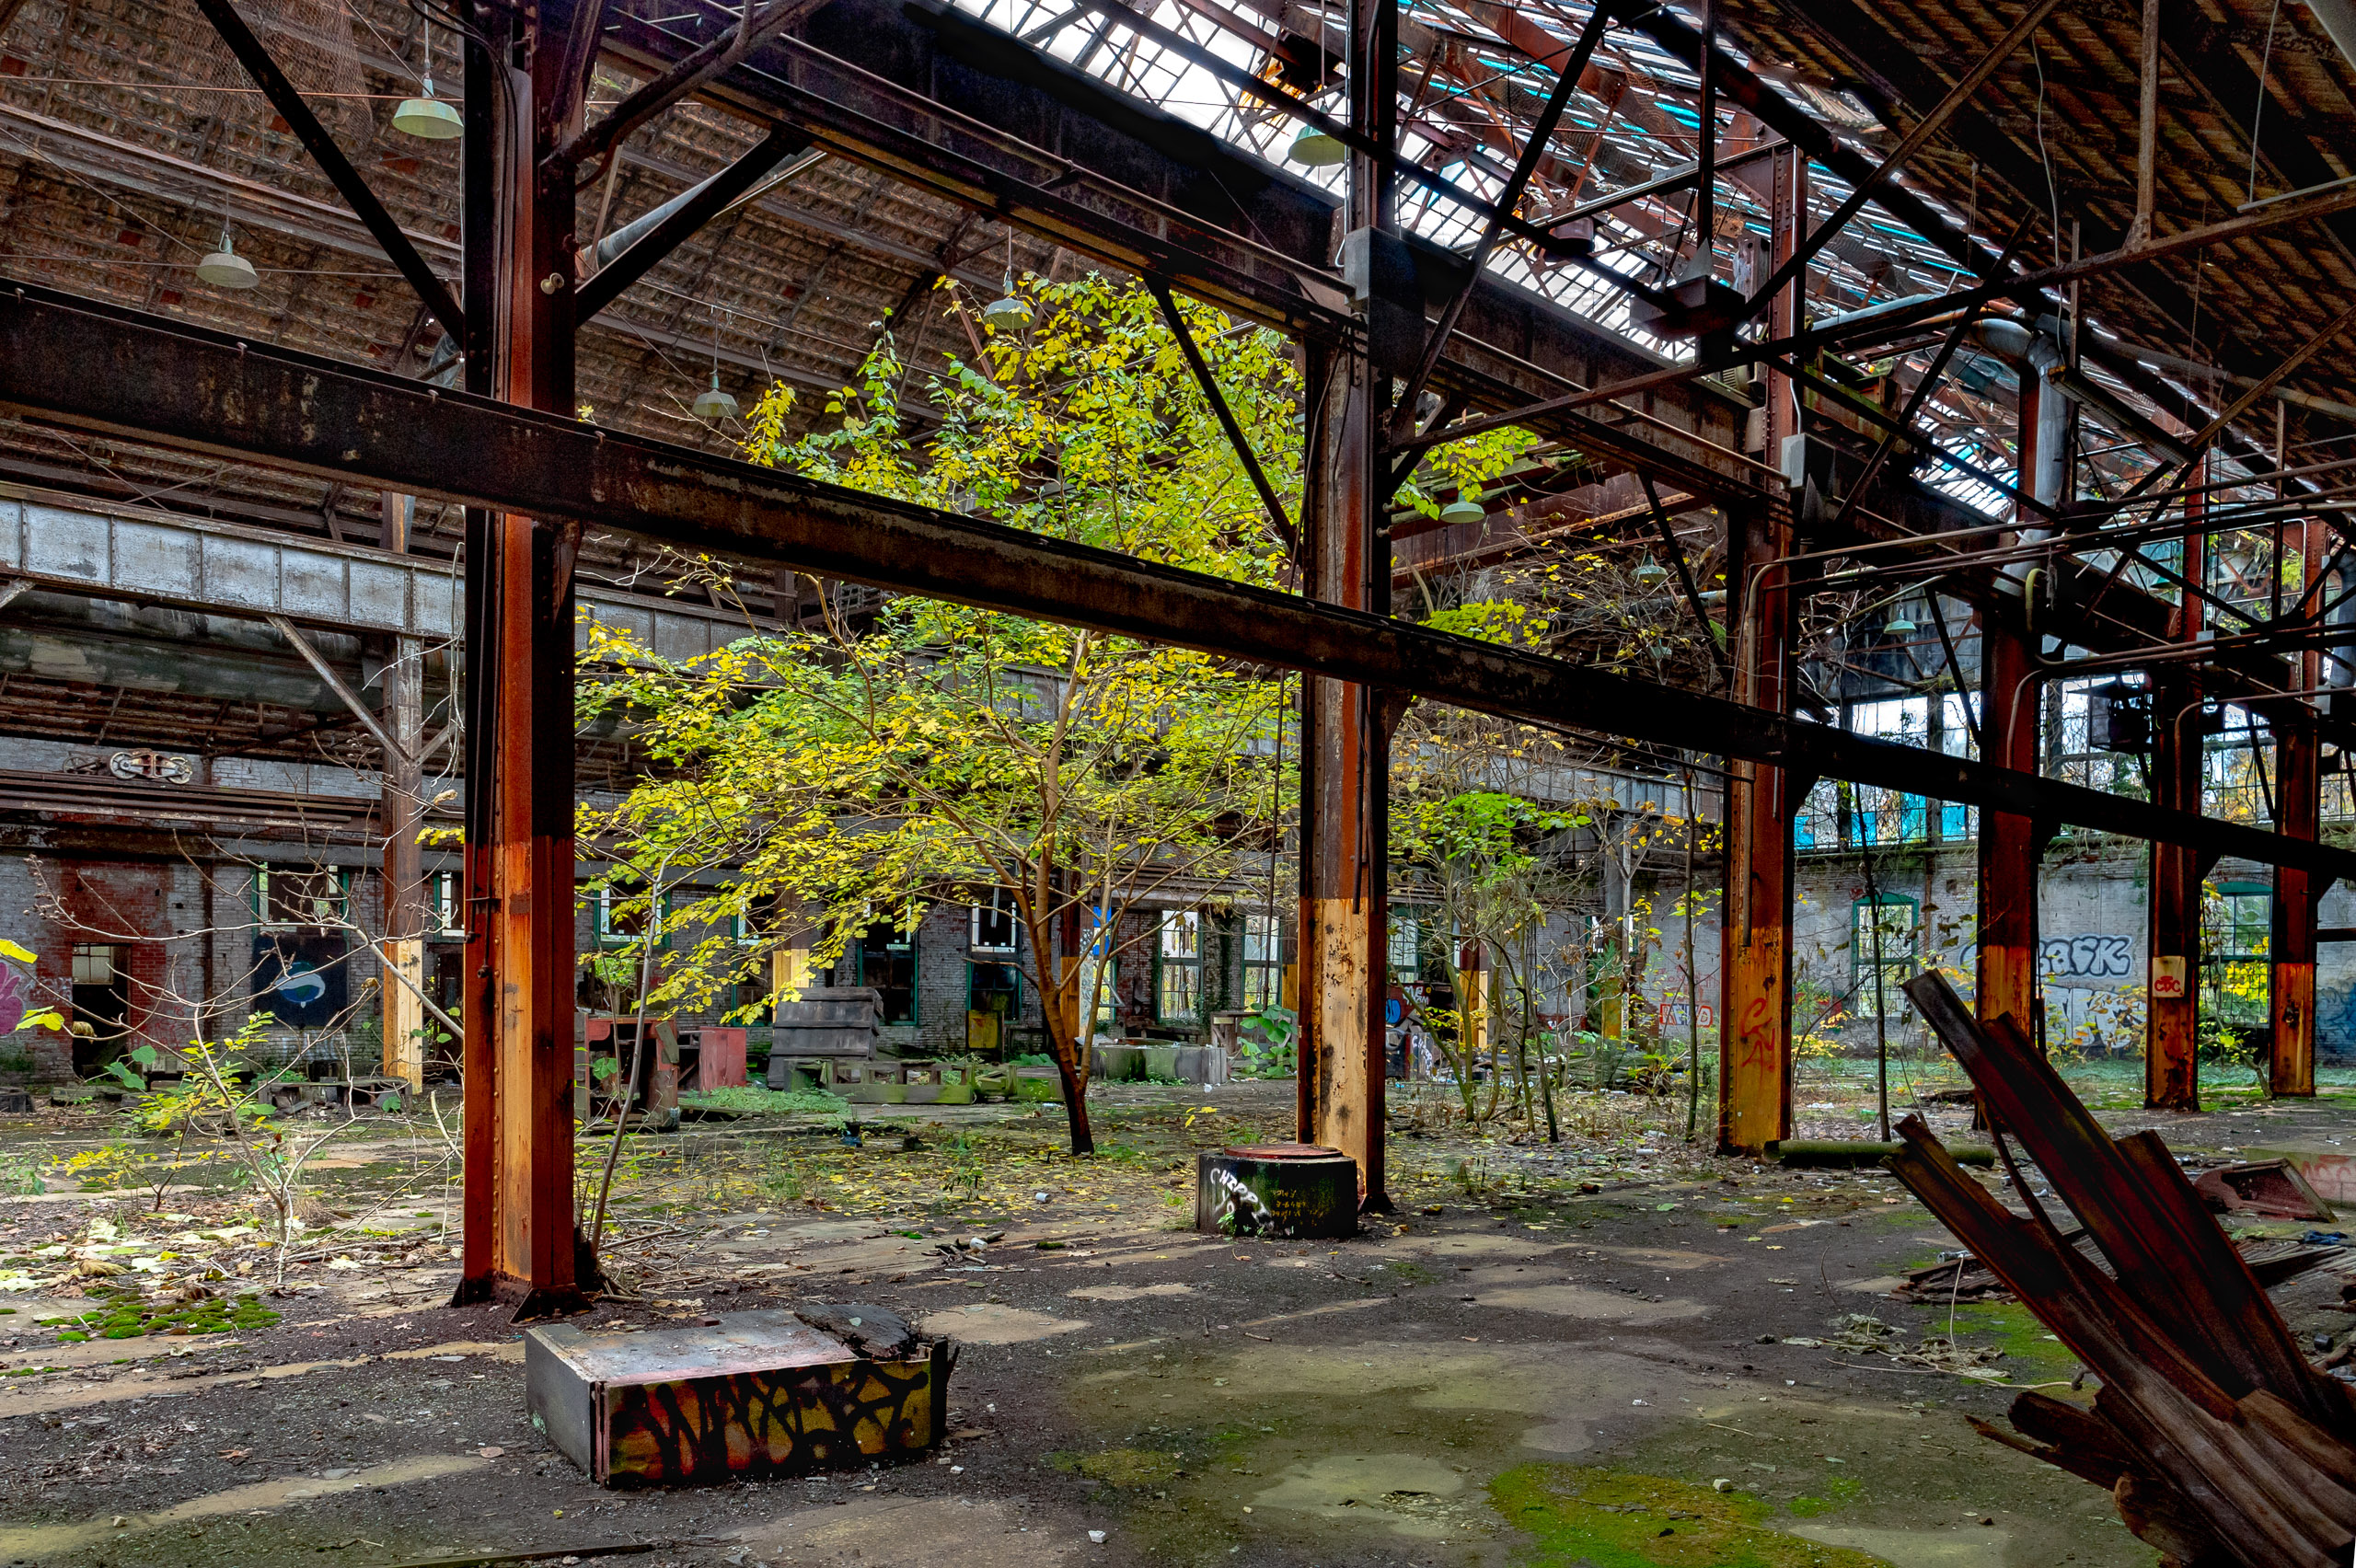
[1923,589,1981,748]
[1735,0,2069,329]
[1601,0,2004,282]
[554,0,817,179]
[11,284,2356,882]
[1638,472,1731,691]
[1403,173,2356,470]
[574,126,810,320]
[2181,300,2356,455]
[190,0,465,340]
[1390,5,1613,444]
[1539,138,1789,232]
[263,614,405,761]
[1824,213,2044,540]
[1811,183,2356,356]
[1146,278,1298,557]
[1768,352,2060,522]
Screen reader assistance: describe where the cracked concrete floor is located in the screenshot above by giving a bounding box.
[6,1077,2352,1566]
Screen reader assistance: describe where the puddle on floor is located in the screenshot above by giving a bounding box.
[1252,1452,1469,1538]
[1790,1520,2014,1567]
[0,1452,487,1559]
[918,1303,1091,1343]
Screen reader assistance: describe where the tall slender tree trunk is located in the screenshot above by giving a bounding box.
[1029,901,1096,1157]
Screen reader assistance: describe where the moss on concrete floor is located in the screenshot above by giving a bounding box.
[1488,1465,1891,1566]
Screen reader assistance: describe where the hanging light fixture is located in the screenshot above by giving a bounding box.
[1883,604,1919,636]
[984,236,1031,330]
[392,20,463,140]
[691,306,738,421]
[982,282,1031,329]
[1438,487,1484,525]
[1634,555,1669,586]
[195,225,257,290]
[392,76,462,139]
[1288,121,1346,167]
[691,371,738,421]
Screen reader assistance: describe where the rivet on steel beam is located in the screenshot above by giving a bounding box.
[540,272,567,294]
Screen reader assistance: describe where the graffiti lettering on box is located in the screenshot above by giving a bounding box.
[2039,935,2131,981]
[1211,1166,1276,1234]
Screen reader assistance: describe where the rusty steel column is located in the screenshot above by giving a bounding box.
[2271,514,2326,1096]
[1719,502,1795,1155]
[1975,344,2059,1049]
[380,490,427,1090]
[1294,0,1393,1208]
[455,0,587,1316]
[1296,339,1392,1209]
[1717,143,1803,1157]
[2146,469,2206,1112]
[2272,707,2320,1096]
[1975,605,2039,1039]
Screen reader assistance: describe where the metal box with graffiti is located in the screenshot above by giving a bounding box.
[524,1307,951,1488]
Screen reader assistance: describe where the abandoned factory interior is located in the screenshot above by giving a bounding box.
[14,0,2356,1559]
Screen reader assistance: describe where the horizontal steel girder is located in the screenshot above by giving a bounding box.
[3,282,2351,882]
[0,492,757,659]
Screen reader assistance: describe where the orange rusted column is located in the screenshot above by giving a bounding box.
[1975,602,2040,1042]
[2146,478,2206,1112]
[2272,514,2325,1096]
[1719,501,1796,1156]
[456,0,586,1316]
[1717,143,1804,1158]
[2272,705,2319,1097]
[1297,335,1391,1210]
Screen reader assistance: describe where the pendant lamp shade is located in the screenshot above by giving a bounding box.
[692,373,738,421]
[1438,490,1484,525]
[983,289,1031,329]
[1288,123,1346,167]
[393,78,464,140]
[195,234,258,290]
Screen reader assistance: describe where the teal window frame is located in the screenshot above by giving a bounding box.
[1851,894,1918,1018]
[1155,909,1203,1024]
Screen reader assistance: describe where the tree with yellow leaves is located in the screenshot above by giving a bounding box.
[580,276,1299,1154]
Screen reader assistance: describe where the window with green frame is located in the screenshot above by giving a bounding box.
[1156,910,1202,1023]
[1242,913,1283,1011]
[2206,882,2270,961]
[1387,914,1420,978]
[2203,881,2271,1029]
[1851,896,1916,1018]
[254,867,351,928]
[595,883,661,948]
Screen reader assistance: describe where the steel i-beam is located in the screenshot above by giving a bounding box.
[450,0,591,1320]
[2147,467,2207,1111]
[1718,145,1803,1157]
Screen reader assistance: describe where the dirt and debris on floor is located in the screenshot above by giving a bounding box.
[4,1068,2356,1565]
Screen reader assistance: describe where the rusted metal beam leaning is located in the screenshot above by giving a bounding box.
[10,282,2356,882]
[1884,1115,2356,1566]
[1902,970,2338,1421]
